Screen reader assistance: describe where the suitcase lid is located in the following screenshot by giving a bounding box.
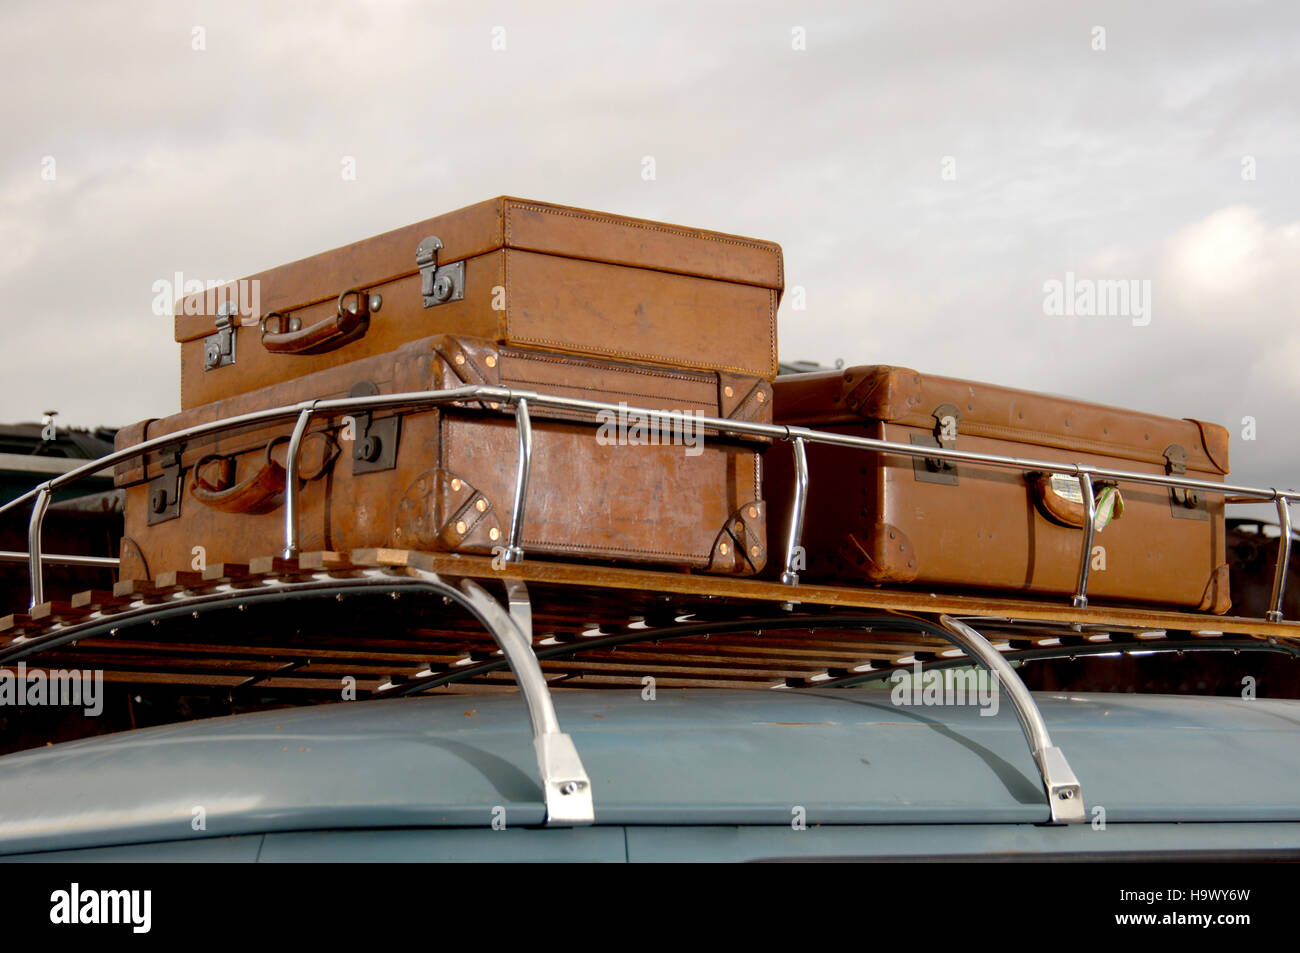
[172,197,784,344]
[773,366,1230,475]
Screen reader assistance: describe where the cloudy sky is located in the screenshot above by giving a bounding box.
[2,0,1297,497]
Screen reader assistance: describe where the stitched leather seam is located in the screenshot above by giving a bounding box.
[502,376,715,410]
[519,537,705,561]
[500,348,713,384]
[899,418,1222,473]
[502,333,766,379]
[505,202,783,264]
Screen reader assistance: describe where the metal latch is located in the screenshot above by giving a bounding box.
[203,302,238,371]
[147,450,183,525]
[913,403,961,485]
[1164,443,1207,520]
[348,381,400,474]
[416,235,466,309]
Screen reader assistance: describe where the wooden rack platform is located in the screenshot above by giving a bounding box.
[3,549,1296,696]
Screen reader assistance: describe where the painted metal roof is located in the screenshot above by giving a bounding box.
[0,688,1297,855]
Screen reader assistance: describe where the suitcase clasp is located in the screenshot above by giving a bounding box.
[347,381,401,474]
[416,235,466,308]
[202,303,238,371]
[147,450,183,525]
[1163,443,1208,520]
[912,403,961,484]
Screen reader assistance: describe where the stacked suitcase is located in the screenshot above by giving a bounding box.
[115,197,783,580]
[766,367,1231,612]
[116,196,1233,615]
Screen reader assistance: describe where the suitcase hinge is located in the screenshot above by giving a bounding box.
[348,381,401,474]
[202,303,238,371]
[912,403,961,485]
[1163,443,1207,521]
[147,450,183,525]
[416,236,466,309]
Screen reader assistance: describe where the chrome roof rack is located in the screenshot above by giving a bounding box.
[2,384,1299,827]
[2,384,1296,618]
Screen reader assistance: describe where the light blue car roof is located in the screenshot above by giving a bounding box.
[0,688,1298,855]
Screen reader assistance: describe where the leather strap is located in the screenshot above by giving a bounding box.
[191,433,338,514]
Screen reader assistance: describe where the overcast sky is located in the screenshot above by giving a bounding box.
[2,0,1297,495]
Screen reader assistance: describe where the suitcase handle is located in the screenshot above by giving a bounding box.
[1029,473,1117,529]
[260,289,380,356]
[191,433,338,514]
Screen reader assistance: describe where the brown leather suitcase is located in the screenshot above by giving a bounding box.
[116,335,771,581]
[176,197,783,409]
[767,367,1231,612]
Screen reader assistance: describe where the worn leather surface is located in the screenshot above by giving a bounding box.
[767,368,1230,612]
[118,336,767,579]
[174,197,782,408]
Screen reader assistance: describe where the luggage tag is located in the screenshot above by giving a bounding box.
[1093,485,1125,532]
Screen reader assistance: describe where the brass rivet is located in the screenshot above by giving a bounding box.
[485,355,497,368]
[724,385,734,398]
[475,498,487,512]
[489,402,499,410]
[454,354,466,366]
[451,478,462,491]
[489,527,500,541]
[455,520,467,534]
[756,391,766,403]
[719,542,730,556]
[747,505,758,519]
[750,545,760,558]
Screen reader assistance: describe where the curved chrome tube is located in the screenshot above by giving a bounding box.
[939,614,1085,824]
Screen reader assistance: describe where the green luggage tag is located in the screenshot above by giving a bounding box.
[1093,486,1125,532]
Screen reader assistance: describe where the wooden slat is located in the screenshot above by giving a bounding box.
[70,589,116,611]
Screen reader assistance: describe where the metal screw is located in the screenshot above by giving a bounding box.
[560,781,582,795]
[1058,789,1076,800]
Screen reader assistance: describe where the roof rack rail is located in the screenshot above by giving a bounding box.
[1,384,1297,623]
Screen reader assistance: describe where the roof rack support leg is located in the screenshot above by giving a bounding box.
[282,404,317,559]
[504,397,532,564]
[441,573,594,826]
[1267,495,1292,622]
[939,614,1086,824]
[27,483,51,609]
[1071,471,1097,609]
[781,436,809,585]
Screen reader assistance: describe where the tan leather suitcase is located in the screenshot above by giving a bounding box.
[767,367,1231,612]
[116,335,771,581]
[176,197,783,409]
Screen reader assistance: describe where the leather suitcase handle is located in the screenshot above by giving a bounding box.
[1029,473,1119,529]
[191,434,338,514]
[260,289,377,356]
[1030,473,1087,528]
